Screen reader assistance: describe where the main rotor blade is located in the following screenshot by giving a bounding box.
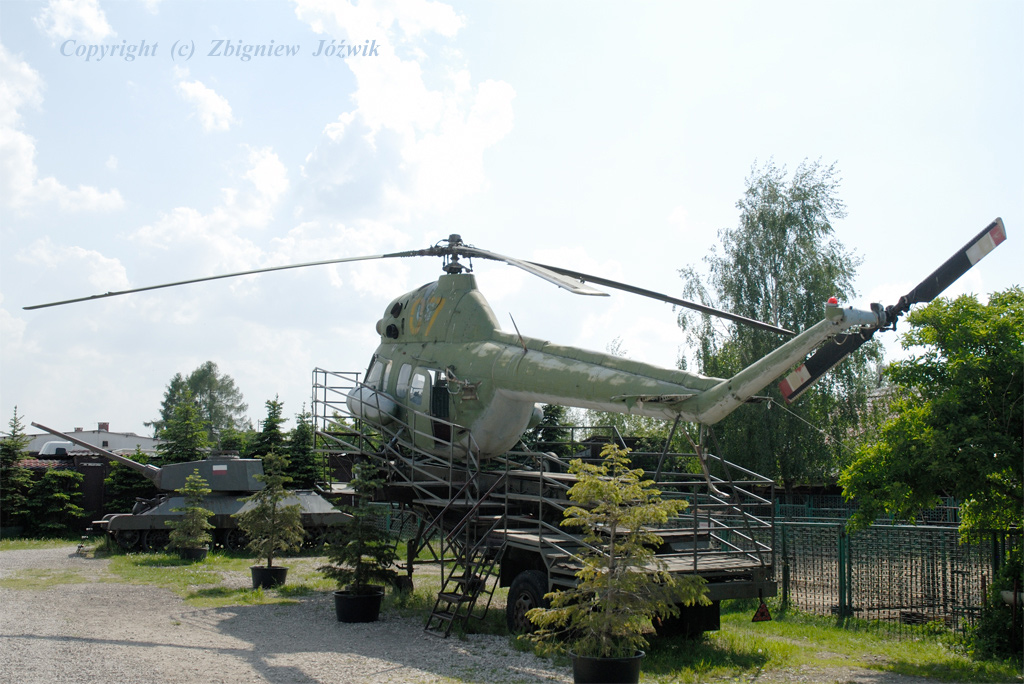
[780,217,1007,403]
[23,249,429,310]
[887,217,1006,318]
[527,261,795,336]
[457,246,609,296]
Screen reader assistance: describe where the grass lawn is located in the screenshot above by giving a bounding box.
[633,603,1023,683]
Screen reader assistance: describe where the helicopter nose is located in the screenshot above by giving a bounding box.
[376,319,384,335]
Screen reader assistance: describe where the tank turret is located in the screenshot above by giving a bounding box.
[32,422,346,552]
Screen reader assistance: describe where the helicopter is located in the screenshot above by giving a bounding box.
[26,219,1006,460]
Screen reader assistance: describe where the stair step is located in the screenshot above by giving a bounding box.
[411,498,504,508]
[437,592,474,604]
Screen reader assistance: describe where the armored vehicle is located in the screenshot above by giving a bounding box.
[32,422,347,551]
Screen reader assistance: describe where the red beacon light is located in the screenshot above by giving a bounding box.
[827,297,839,306]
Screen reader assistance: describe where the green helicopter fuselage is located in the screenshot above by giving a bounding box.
[350,272,880,459]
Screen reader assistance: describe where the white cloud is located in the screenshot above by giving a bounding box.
[294,0,515,218]
[176,79,235,132]
[244,147,289,204]
[0,45,43,128]
[0,293,32,357]
[17,236,130,292]
[402,78,515,212]
[130,148,288,275]
[34,0,114,43]
[294,0,464,42]
[0,47,123,212]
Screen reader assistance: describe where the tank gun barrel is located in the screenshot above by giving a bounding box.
[31,422,162,488]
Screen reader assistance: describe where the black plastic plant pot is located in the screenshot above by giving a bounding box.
[333,587,385,623]
[570,650,644,684]
[250,565,288,589]
[178,547,208,562]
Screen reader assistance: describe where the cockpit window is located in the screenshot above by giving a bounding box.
[396,364,412,398]
[366,359,384,389]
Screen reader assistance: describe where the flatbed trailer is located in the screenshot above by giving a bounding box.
[312,368,776,637]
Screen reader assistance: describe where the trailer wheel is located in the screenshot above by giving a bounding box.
[506,570,548,633]
[223,528,248,551]
[303,526,328,550]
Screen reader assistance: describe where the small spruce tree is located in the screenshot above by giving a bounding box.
[526,444,708,659]
[320,461,398,595]
[167,469,215,552]
[251,397,287,458]
[1,408,33,530]
[287,408,320,489]
[27,469,86,538]
[235,450,304,568]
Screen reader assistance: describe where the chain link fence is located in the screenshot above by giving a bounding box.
[777,520,1020,639]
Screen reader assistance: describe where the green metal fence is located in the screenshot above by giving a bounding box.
[778,521,1019,637]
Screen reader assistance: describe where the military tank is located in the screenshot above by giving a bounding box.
[33,422,348,552]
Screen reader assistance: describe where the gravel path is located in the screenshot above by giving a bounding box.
[0,546,567,684]
[0,546,998,684]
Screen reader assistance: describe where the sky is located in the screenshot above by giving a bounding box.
[1,0,1021,440]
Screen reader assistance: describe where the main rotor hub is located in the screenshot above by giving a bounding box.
[442,233,471,274]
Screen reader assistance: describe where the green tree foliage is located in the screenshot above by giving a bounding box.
[156,391,211,464]
[235,450,304,568]
[167,469,214,551]
[219,426,253,455]
[520,404,578,459]
[320,461,398,594]
[525,445,708,658]
[1,407,33,529]
[678,159,879,496]
[971,546,1023,662]
[251,397,287,459]
[841,288,1023,533]
[288,409,321,489]
[148,361,248,440]
[27,469,85,537]
[102,447,159,513]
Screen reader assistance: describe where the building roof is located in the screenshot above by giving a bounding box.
[18,458,76,470]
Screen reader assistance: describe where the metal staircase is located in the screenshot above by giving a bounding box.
[424,523,505,637]
[312,368,778,638]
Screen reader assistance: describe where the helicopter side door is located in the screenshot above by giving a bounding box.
[429,370,451,445]
[396,366,451,452]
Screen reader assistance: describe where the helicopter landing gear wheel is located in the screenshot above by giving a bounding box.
[114,529,141,551]
[506,570,549,634]
[143,529,170,552]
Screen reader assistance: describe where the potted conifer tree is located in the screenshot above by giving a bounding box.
[319,460,398,622]
[167,469,214,561]
[525,444,709,684]
[235,450,305,588]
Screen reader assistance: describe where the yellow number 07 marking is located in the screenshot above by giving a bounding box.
[408,296,445,337]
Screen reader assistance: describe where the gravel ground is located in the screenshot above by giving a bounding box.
[0,546,567,684]
[0,546,991,684]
